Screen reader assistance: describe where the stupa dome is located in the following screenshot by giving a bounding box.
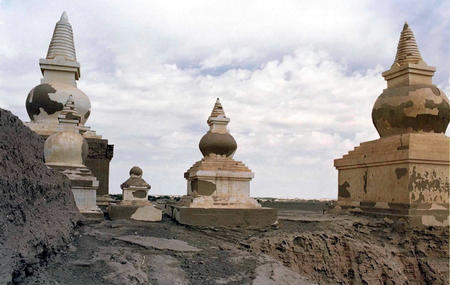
[199,99,237,157]
[371,23,450,137]
[26,82,91,125]
[44,131,88,167]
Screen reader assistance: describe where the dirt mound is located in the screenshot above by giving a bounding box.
[0,108,80,284]
[247,216,449,284]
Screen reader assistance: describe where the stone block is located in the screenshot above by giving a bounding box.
[166,205,277,228]
[109,204,162,222]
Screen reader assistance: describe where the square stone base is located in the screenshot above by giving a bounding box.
[108,204,162,222]
[334,133,449,227]
[166,205,277,228]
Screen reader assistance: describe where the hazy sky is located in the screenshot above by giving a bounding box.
[0,0,449,198]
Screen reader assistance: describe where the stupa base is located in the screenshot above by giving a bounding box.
[334,133,449,228]
[79,208,104,221]
[166,205,277,228]
[108,204,162,222]
[334,201,449,227]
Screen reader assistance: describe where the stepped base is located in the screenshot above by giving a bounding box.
[166,205,277,228]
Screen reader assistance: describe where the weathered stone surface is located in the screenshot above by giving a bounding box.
[335,130,449,226]
[114,235,201,252]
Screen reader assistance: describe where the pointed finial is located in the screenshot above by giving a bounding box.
[393,22,423,66]
[59,11,69,24]
[210,98,226,118]
[402,21,408,31]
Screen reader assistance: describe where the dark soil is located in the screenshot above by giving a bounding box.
[17,211,449,285]
[0,108,80,284]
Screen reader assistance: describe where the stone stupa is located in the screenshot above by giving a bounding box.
[108,166,162,221]
[44,96,103,220]
[334,23,449,226]
[24,12,114,200]
[166,99,277,228]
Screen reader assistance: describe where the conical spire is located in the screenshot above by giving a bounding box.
[46,11,77,61]
[393,22,423,66]
[210,98,226,118]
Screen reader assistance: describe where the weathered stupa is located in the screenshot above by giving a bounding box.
[108,166,162,221]
[24,12,113,199]
[167,99,277,227]
[44,97,103,219]
[334,23,449,226]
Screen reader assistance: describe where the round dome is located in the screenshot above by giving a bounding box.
[372,84,450,137]
[199,132,237,157]
[26,82,91,125]
[130,166,143,177]
[44,131,88,167]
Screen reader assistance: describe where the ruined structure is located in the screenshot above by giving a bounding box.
[44,97,103,219]
[108,167,162,221]
[167,99,277,227]
[24,12,113,200]
[334,23,450,226]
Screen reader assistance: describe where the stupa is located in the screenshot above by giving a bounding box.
[108,166,162,221]
[44,96,103,220]
[24,12,114,200]
[166,99,277,228]
[334,23,449,226]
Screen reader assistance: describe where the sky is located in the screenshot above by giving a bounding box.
[0,0,449,198]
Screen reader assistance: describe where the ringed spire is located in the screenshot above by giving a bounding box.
[46,11,77,61]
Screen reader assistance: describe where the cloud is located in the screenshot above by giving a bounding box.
[0,0,449,198]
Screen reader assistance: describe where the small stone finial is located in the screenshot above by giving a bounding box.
[121,166,150,190]
[393,22,423,66]
[130,166,143,177]
[210,98,226,118]
[46,12,77,61]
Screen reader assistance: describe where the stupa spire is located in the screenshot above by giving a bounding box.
[392,22,423,66]
[46,11,77,62]
[210,98,226,118]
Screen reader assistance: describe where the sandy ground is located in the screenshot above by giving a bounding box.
[19,205,449,285]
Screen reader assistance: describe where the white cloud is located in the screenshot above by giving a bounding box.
[0,0,449,198]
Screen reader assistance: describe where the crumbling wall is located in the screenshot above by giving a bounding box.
[0,108,80,284]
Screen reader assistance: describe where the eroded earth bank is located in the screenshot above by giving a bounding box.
[20,208,449,285]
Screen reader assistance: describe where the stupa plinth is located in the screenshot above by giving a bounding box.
[44,97,103,220]
[167,99,277,228]
[334,23,449,227]
[108,167,162,221]
[24,12,114,198]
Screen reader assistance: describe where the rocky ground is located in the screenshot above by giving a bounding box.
[19,204,449,285]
